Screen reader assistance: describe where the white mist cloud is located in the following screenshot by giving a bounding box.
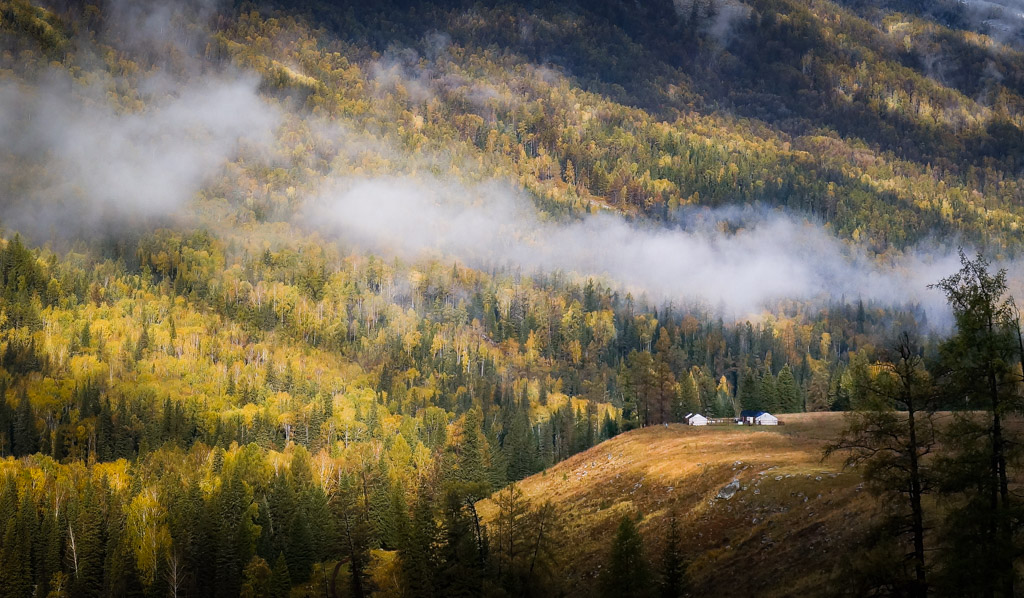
[0,0,281,237]
[673,0,751,45]
[368,35,522,117]
[0,72,280,234]
[309,175,962,322]
[101,0,222,60]
[961,0,1024,45]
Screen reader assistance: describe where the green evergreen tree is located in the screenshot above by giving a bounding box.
[602,410,619,439]
[825,333,936,598]
[760,369,779,413]
[133,326,149,361]
[401,482,440,598]
[0,488,35,598]
[215,471,259,598]
[103,508,145,598]
[932,251,1022,597]
[269,553,291,598]
[457,408,489,488]
[263,474,296,564]
[0,396,11,457]
[334,474,371,598]
[438,482,489,596]
[738,369,763,413]
[96,400,114,462]
[36,500,64,598]
[776,365,801,413]
[660,513,686,598]
[70,481,105,598]
[80,323,91,349]
[0,476,14,541]
[620,351,656,428]
[600,515,653,598]
[286,502,313,584]
[486,427,509,490]
[505,405,538,481]
[12,394,37,456]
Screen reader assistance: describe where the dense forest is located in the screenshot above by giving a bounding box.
[2,0,1024,595]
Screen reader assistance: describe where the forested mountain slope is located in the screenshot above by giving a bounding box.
[0,0,1021,596]
[277,0,1024,248]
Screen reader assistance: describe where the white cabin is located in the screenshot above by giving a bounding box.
[685,413,709,426]
[740,410,779,425]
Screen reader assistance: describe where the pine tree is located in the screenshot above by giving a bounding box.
[0,488,35,598]
[602,410,619,439]
[368,466,407,550]
[36,499,64,598]
[166,483,206,598]
[760,369,779,413]
[825,333,936,598]
[97,400,114,462]
[80,323,91,349]
[600,515,653,598]
[457,408,489,488]
[133,326,149,361]
[505,404,538,482]
[660,514,686,598]
[0,476,14,542]
[776,365,801,413]
[334,474,371,598]
[0,396,12,457]
[70,482,105,598]
[286,503,313,584]
[104,507,145,598]
[620,351,656,428]
[494,482,529,587]
[264,361,277,392]
[401,482,440,598]
[263,474,296,566]
[931,251,1021,597]
[215,472,259,598]
[12,393,37,456]
[487,427,508,489]
[269,553,291,598]
[738,369,763,413]
[713,376,734,418]
[438,483,489,596]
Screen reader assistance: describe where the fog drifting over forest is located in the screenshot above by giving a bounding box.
[0,0,1012,326]
[309,175,970,322]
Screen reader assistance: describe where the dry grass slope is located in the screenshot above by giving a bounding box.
[480,413,875,597]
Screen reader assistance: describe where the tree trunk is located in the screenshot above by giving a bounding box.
[906,399,927,598]
[988,355,1012,597]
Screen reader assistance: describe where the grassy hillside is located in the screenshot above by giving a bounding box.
[479,414,876,597]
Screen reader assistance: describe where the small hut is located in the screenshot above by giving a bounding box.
[685,413,709,426]
[739,410,779,425]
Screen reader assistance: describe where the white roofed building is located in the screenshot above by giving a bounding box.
[685,413,709,426]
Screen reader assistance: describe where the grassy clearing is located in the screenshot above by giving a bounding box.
[479,413,875,597]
